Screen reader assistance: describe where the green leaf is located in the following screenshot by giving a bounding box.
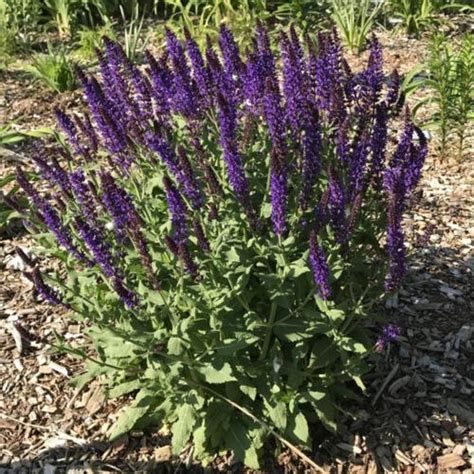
[109,389,154,440]
[108,379,143,398]
[308,393,337,433]
[338,337,368,354]
[224,420,258,468]
[289,412,309,445]
[171,402,197,454]
[198,361,237,384]
[263,399,287,431]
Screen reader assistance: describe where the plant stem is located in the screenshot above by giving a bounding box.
[193,383,325,473]
[259,301,277,361]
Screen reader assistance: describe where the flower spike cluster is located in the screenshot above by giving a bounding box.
[14,24,427,315]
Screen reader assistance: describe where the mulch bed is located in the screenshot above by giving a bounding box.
[0,24,473,473]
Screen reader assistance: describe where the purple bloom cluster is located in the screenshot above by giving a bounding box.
[309,231,331,300]
[375,324,401,352]
[14,25,429,316]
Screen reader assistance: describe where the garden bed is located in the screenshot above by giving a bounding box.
[1,26,473,473]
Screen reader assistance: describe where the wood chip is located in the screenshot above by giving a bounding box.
[437,453,466,469]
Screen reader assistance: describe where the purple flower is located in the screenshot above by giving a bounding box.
[375,324,401,352]
[177,146,203,209]
[404,127,428,193]
[100,171,138,239]
[309,231,331,300]
[178,241,199,279]
[386,69,404,114]
[165,28,198,118]
[184,29,212,108]
[328,168,347,246]
[299,105,322,211]
[369,104,388,183]
[217,92,253,220]
[264,78,288,235]
[17,167,86,262]
[163,176,188,243]
[280,31,306,133]
[145,50,173,118]
[219,24,244,94]
[364,35,384,105]
[111,278,139,309]
[32,268,69,307]
[348,128,370,199]
[383,167,406,292]
[55,108,87,158]
[192,218,210,252]
[75,217,120,279]
[69,168,97,222]
[74,112,98,156]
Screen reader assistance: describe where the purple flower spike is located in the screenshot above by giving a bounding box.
[17,167,86,262]
[280,31,306,134]
[217,92,253,221]
[264,78,289,235]
[192,218,210,252]
[165,28,198,118]
[163,176,188,244]
[369,104,388,184]
[55,108,87,158]
[383,167,406,292]
[309,231,331,300]
[328,168,347,246]
[219,24,244,92]
[69,168,97,222]
[299,104,322,211]
[75,217,120,280]
[184,29,212,108]
[32,268,68,307]
[375,324,401,352]
[178,241,199,279]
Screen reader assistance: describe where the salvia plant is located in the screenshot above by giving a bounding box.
[15,24,426,468]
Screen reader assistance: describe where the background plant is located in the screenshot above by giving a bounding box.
[331,0,383,52]
[15,24,426,468]
[26,44,77,92]
[415,33,473,159]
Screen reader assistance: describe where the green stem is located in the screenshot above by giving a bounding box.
[259,302,277,361]
[190,382,325,473]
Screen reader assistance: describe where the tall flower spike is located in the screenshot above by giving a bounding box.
[69,168,97,222]
[184,28,212,108]
[328,168,347,246]
[369,103,388,185]
[218,24,244,92]
[165,28,199,118]
[16,167,86,262]
[309,231,331,300]
[163,176,188,244]
[217,92,254,222]
[280,31,306,134]
[178,241,199,279]
[32,268,68,307]
[299,104,322,210]
[55,108,87,158]
[383,167,406,292]
[192,218,210,252]
[264,78,288,235]
[74,217,121,280]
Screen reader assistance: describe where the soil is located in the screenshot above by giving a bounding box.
[0,23,473,473]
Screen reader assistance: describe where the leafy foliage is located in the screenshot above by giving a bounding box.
[331,0,383,52]
[15,26,424,468]
[416,33,473,159]
[27,44,76,92]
